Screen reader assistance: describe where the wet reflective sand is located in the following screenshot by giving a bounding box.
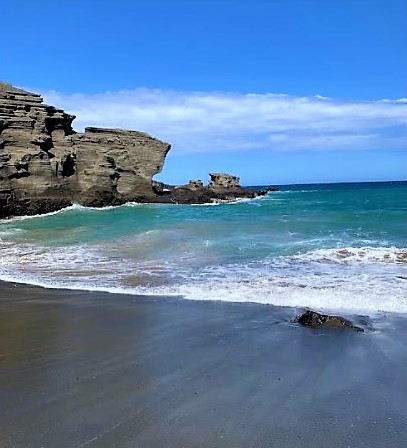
[0,282,406,447]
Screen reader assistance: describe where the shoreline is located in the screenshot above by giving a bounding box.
[2,275,406,318]
[2,179,405,221]
[0,280,406,447]
[0,192,266,221]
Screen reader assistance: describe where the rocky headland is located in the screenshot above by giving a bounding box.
[0,82,266,218]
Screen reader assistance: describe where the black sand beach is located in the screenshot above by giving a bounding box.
[0,281,406,447]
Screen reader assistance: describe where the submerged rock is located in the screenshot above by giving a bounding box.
[298,310,364,332]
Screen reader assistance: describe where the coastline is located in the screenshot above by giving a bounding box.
[0,280,405,447]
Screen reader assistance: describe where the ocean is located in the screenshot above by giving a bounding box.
[1,181,406,314]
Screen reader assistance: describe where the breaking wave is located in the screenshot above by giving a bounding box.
[0,242,406,314]
[1,182,406,314]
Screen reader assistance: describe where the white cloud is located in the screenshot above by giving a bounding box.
[39,88,407,154]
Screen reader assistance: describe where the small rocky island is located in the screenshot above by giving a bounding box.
[0,82,266,218]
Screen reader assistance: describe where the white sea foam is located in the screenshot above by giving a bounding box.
[0,203,114,223]
[271,189,321,194]
[2,272,405,315]
[0,241,406,314]
[0,228,23,237]
[0,202,157,224]
[0,206,77,222]
[173,247,407,313]
[123,202,143,207]
[174,281,407,314]
[189,195,266,207]
[294,246,407,264]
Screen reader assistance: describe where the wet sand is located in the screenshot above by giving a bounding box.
[0,281,406,447]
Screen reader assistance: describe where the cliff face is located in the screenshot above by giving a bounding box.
[0,82,269,217]
[0,82,170,217]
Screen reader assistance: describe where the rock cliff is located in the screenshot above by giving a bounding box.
[0,82,170,217]
[1,82,268,217]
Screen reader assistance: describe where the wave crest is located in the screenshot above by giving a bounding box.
[295,246,407,264]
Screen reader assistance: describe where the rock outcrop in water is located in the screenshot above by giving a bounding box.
[0,82,268,218]
[298,310,364,332]
[155,173,263,204]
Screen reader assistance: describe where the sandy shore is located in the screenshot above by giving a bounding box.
[0,281,406,447]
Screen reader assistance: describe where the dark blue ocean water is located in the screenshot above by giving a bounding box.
[1,181,406,313]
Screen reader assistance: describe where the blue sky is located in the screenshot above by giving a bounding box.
[1,0,406,185]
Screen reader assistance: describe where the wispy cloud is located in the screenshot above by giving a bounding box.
[39,88,407,154]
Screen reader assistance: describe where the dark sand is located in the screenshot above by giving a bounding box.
[0,282,406,448]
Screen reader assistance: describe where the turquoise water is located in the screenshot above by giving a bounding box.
[1,181,406,313]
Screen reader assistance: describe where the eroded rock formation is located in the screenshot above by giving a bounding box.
[208,173,240,191]
[168,173,263,204]
[0,82,170,217]
[0,82,269,217]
